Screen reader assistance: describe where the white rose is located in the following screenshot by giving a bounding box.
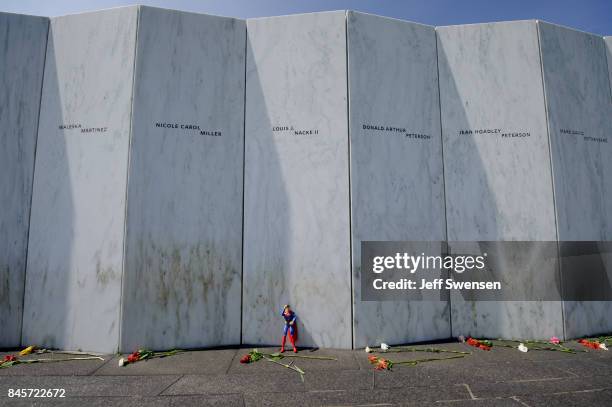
[599,343,608,351]
[118,358,125,367]
[365,346,372,353]
[381,343,390,351]
[518,343,528,353]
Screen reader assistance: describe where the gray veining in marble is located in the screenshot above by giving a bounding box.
[437,21,564,340]
[121,7,245,352]
[243,11,352,349]
[347,12,449,348]
[538,22,612,338]
[23,7,138,353]
[0,13,48,347]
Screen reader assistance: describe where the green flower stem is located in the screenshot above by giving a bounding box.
[267,354,337,361]
[382,347,471,355]
[36,350,105,357]
[263,355,306,382]
[490,339,577,353]
[148,350,183,359]
[1,356,105,368]
[24,356,105,363]
[393,354,466,367]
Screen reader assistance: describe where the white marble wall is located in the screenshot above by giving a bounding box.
[121,7,245,352]
[348,12,449,348]
[538,22,612,338]
[243,12,352,348]
[23,8,138,353]
[606,37,612,97]
[437,21,564,339]
[0,13,48,347]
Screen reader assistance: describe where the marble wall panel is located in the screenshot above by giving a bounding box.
[0,12,48,347]
[121,7,245,352]
[538,22,612,338]
[437,21,564,340]
[347,12,449,348]
[243,12,352,348]
[605,37,612,97]
[23,7,138,353]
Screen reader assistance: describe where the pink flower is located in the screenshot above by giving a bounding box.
[550,336,560,345]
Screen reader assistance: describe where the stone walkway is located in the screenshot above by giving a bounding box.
[1,341,612,406]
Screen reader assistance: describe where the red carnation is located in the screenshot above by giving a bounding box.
[578,339,601,350]
[466,337,491,351]
[127,351,140,364]
[375,358,390,370]
[240,354,252,364]
[3,355,17,362]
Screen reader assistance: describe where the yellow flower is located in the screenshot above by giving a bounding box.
[19,346,36,356]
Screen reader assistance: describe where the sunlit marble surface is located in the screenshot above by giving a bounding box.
[0,12,48,347]
[243,12,352,348]
[121,7,245,352]
[539,23,612,338]
[23,7,138,353]
[348,12,449,348]
[437,21,564,340]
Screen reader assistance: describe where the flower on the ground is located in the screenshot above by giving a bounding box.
[458,335,466,343]
[118,349,178,367]
[518,343,528,353]
[375,358,391,370]
[550,336,560,345]
[3,355,17,362]
[466,337,491,351]
[368,355,378,364]
[19,346,35,356]
[240,354,252,364]
[599,343,608,351]
[127,351,140,364]
[365,346,372,353]
[380,343,390,351]
[578,339,601,350]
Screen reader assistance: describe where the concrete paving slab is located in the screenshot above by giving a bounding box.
[399,399,524,407]
[468,375,612,399]
[228,347,359,373]
[94,349,237,376]
[519,389,612,407]
[303,370,373,391]
[0,353,111,376]
[0,344,610,405]
[533,358,612,377]
[243,384,471,406]
[0,376,180,398]
[374,360,571,389]
[163,372,304,395]
[0,394,244,406]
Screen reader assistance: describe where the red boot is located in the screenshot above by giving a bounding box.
[280,335,286,353]
[289,332,297,353]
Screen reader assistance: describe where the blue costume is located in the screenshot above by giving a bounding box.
[280,306,298,353]
[281,309,297,336]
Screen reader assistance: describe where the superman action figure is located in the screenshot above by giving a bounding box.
[280,304,298,353]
